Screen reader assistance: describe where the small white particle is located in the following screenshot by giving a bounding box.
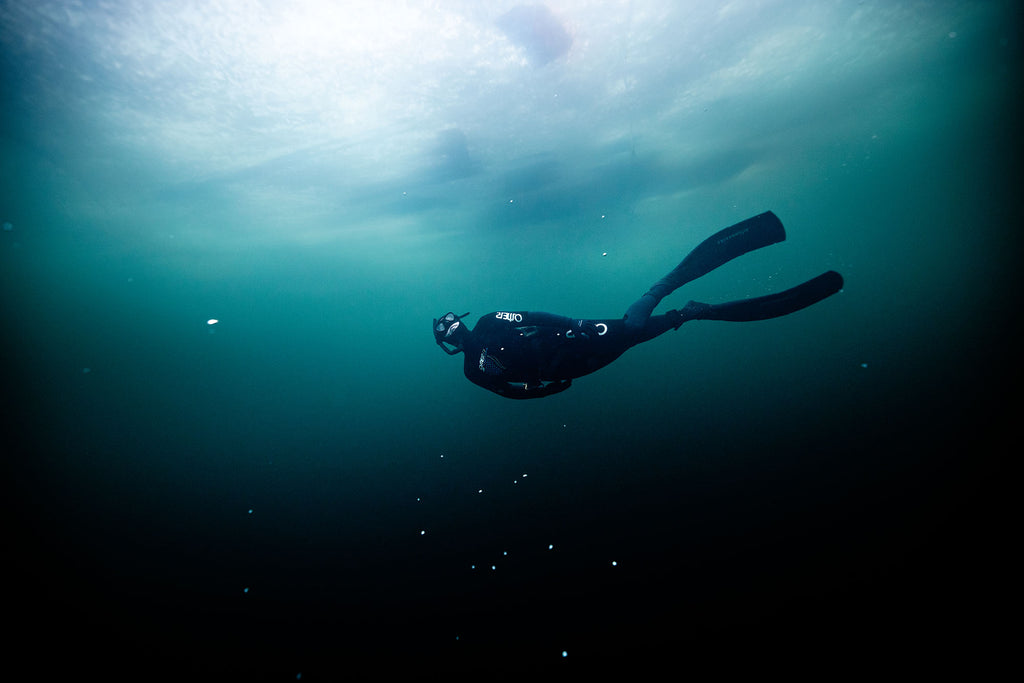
[420,530,426,535]
[207,319,218,325]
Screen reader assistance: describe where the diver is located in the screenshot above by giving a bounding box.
[433,211,843,399]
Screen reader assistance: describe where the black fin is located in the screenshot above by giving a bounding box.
[680,271,843,323]
[625,211,788,331]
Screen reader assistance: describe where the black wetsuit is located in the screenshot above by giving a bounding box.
[438,212,843,400]
[461,311,680,399]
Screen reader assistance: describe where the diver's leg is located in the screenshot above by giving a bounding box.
[624,211,786,333]
[632,314,679,344]
[669,271,843,327]
[550,316,672,376]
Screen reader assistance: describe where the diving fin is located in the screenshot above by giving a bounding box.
[625,211,787,331]
[667,211,787,290]
[675,270,843,326]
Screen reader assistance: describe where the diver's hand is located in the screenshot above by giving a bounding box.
[501,378,571,399]
[568,319,601,341]
[543,379,572,395]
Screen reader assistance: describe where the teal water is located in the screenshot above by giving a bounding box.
[2,1,1019,678]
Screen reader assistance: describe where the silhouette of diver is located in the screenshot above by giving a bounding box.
[434,211,843,399]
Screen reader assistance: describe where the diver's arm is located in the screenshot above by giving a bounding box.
[467,372,572,399]
[495,379,572,399]
[520,312,574,327]
[519,312,604,342]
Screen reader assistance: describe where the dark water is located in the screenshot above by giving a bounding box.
[2,1,1019,678]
